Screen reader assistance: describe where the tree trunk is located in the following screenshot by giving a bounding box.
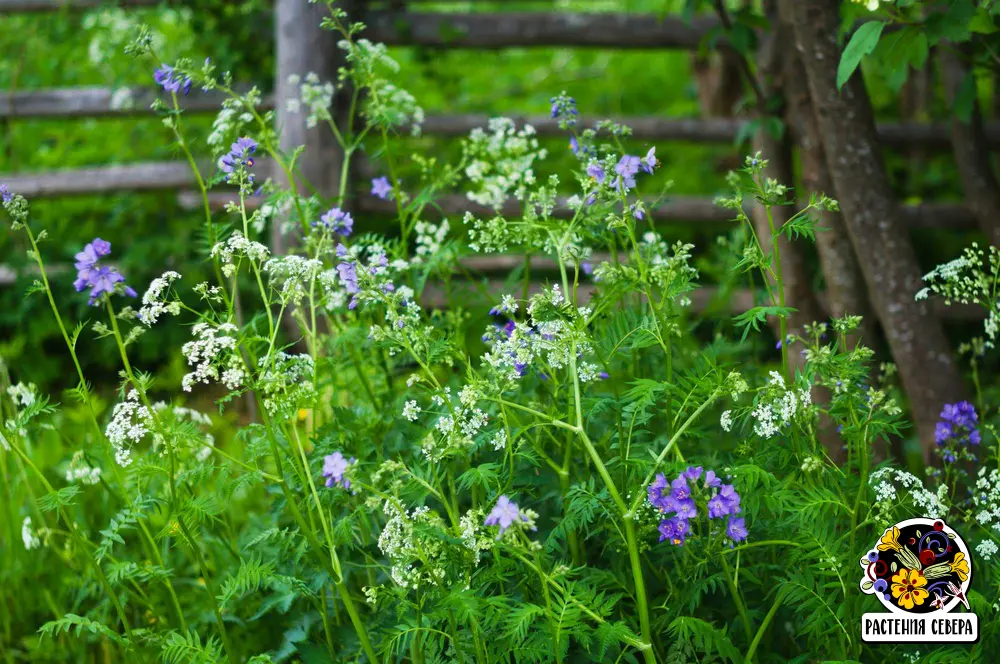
[274,0,355,349]
[783,49,879,351]
[274,0,348,255]
[783,0,967,463]
[940,46,1000,248]
[751,3,826,373]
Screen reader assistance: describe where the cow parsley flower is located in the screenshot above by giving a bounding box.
[918,244,1000,347]
[7,382,36,408]
[720,410,733,432]
[138,271,181,325]
[285,72,334,128]
[464,118,546,211]
[976,540,998,561]
[402,400,421,422]
[413,219,449,263]
[65,451,102,485]
[22,517,40,550]
[105,390,151,467]
[181,323,244,392]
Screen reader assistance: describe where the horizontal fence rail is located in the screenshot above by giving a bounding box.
[364,12,719,49]
[0,0,158,10]
[5,87,994,151]
[0,86,272,118]
[0,160,977,229]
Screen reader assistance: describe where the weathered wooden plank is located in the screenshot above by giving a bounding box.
[420,114,1000,149]
[0,161,979,232]
[363,11,720,49]
[0,86,274,119]
[419,114,742,142]
[0,0,159,11]
[357,193,978,229]
[0,161,197,198]
[5,89,992,151]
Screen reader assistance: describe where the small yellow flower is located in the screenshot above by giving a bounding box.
[891,568,929,610]
[297,408,310,422]
[878,526,902,552]
[949,552,970,582]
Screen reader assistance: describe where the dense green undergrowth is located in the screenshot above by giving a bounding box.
[3,1,1000,663]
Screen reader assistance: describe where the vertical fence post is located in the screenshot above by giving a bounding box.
[273,0,349,255]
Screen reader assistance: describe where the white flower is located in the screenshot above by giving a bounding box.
[6,382,36,407]
[752,403,778,439]
[138,271,182,326]
[21,517,40,550]
[490,430,507,451]
[976,540,999,561]
[105,390,151,468]
[181,323,243,393]
[720,410,733,432]
[402,400,421,422]
[65,451,102,485]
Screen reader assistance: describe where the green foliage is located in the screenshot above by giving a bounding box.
[4,2,1000,664]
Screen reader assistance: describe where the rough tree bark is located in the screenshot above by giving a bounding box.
[784,0,968,463]
[940,46,1000,248]
[690,50,745,118]
[751,3,826,373]
[783,50,879,350]
[274,0,348,256]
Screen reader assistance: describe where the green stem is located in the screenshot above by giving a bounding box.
[176,516,237,663]
[7,440,135,643]
[765,206,788,376]
[105,300,178,514]
[258,411,379,663]
[720,552,753,643]
[744,589,786,662]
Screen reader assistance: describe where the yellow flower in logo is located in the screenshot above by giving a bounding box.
[878,526,902,552]
[891,568,929,610]
[949,552,969,582]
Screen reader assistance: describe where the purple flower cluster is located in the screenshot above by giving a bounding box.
[336,257,359,310]
[0,184,11,204]
[549,93,578,126]
[611,147,657,193]
[648,466,746,546]
[314,207,353,236]
[73,238,137,306]
[221,137,258,179]
[371,176,393,200]
[153,64,192,96]
[935,401,980,464]
[485,495,535,539]
[322,451,355,489]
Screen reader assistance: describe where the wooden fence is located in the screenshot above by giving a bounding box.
[0,0,985,321]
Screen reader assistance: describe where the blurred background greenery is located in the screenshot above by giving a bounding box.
[0,0,989,397]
